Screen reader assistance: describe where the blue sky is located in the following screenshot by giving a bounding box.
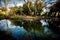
[0,0,36,8]
[0,0,57,10]
[0,0,57,7]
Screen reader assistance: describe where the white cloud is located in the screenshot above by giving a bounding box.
[7,3,24,10]
[16,3,24,7]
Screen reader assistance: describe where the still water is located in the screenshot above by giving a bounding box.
[0,19,59,40]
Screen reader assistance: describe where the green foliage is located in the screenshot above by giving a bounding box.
[9,0,45,16]
[51,12,55,16]
[23,3,29,15]
[0,11,5,15]
[23,1,32,15]
[40,12,45,16]
[56,12,58,16]
[2,0,60,17]
[14,7,23,15]
[33,0,45,16]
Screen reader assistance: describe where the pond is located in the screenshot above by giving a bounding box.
[0,19,60,40]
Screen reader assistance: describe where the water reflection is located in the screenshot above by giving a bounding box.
[0,19,26,39]
[0,19,56,40]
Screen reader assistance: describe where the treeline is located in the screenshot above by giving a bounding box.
[9,0,45,16]
[0,0,60,17]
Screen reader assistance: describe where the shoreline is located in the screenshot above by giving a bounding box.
[0,15,59,21]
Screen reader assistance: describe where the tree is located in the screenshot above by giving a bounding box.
[23,3,29,15]
[15,6,23,15]
[4,0,7,10]
[4,0,11,10]
[23,0,32,15]
[34,0,45,16]
[50,0,60,16]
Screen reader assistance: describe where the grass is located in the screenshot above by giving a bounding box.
[0,10,59,21]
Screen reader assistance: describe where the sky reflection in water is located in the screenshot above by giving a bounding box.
[0,19,27,38]
[0,19,53,39]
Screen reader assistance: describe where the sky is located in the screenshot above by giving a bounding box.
[0,0,35,7]
[0,0,57,11]
[0,0,57,7]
